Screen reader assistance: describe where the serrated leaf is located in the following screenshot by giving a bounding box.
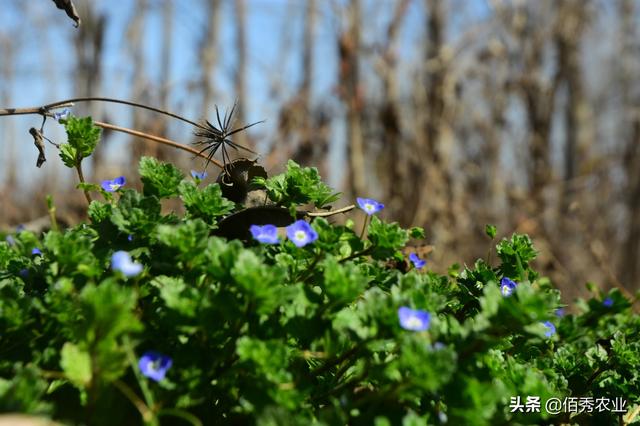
[58,143,77,168]
[64,116,101,158]
[139,156,184,198]
[60,343,92,388]
[179,181,235,224]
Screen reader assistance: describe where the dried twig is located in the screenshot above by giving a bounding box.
[51,0,81,27]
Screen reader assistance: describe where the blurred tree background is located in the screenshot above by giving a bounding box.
[0,0,639,302]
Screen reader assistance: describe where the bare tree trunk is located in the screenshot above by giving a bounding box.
[411,0,450,231]
[619,0,640,288]
[513,3,558,215]
[1,37,16,190]
[150,0,174,163]
[556,0,588,214]
[128,0,150,171]
[377,0,410,220]
[160,0,173,110]
[291,0,326,172]
[200,0,221,115]
[73,2,106,174]
[340,0,365,198]
[234,0,248,149]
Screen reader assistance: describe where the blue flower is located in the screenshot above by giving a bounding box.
[500,277,518,297]
[286,220,318,247]
[19,268,28,278]
[431,342,446,350]
[542,321,556,337]
[250,224,280,244]
[603,297,613,308]
[111,251,143,277]
[409,253,426,269]
[190,170,208,180]
[356,197,384,215]
[555,308,565,317]
[16,224,25,232]
[127,234,134,242]
[31,248,42,256]
[138,351,172,382]
[5,235,15,246]
[53,108,70,122]
[398,306,431,331]
[101,176,126,192]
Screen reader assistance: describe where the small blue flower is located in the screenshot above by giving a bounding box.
[190,170,208,180]
[19,268,28,278]
[53,108,70,122]
[111,250,143,277]
[603,297,613,308]
[5,235,15,246]
[127,234,134,242]
[138,351,172,382]
[31,248,42,256]
[500,277,518,297]
[409,253,426,269]
[431,342,446,351]
[542,321,556,337]
[101,176,126,192]
[555,308,565,317]
[398,306,431,331]
[250,224,280,244]
[286,220,318,247]
[16,224,25,232]
[356,197,384,216]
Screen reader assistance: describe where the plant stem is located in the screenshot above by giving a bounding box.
[311,344,361,377]
[94,121,223,169]
[157,408,203,426]
[75,161,92,204]
[339,246,374,264]
[122,335,158,425]
[359,215,370,240]
[0,97,204,130]
[114,379,154,424]
[306,204,355,217]
[46,195,59,232]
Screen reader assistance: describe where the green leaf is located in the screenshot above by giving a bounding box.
[321,257,368,303]
[231,250,289,315]
[87,200,112,223]
[60,343,92,388]
[78,279,141,343]
[497,234,538,282]
[76,182,100,192]
[156,219,210,263]
[151,276,198,317]
[236,337,292,384]
[139,156,184,198]
[64,116,101,158]
[110,189,163,235]
[0,364,52,414]
[367,216,409,259]
[58,143,78,168]
[409,227,425,239]
[485,224,497,239]
[178,181,235,224]
[256,160,340,210]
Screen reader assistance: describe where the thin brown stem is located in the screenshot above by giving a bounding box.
[306,204,355,217]
[42,97,204,129]
[113,379,154,424]
[75,162,93,204]
[94,121,224,169]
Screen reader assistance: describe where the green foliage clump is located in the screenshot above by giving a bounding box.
[1,119,639,425]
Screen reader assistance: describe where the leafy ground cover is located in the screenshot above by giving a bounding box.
[1,117,639,425]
